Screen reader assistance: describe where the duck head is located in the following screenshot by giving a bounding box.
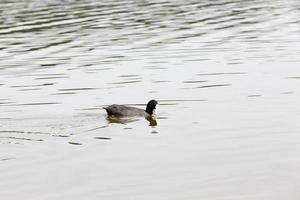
[145,99,158,116]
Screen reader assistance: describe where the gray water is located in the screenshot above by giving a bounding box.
[1,0,300,199]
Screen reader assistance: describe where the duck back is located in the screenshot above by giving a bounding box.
[105,104,146,117]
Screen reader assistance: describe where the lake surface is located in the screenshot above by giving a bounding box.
[1,0,300,199]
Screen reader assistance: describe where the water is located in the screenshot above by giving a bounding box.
[1,0,300,199]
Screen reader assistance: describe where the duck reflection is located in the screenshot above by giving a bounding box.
[106,116,139,124]
[147,116,159,127]
[106,115,159,127]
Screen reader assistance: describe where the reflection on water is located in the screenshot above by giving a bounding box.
[106,116,140,125]
[147,116,159,127]
[106,114,159,127]
[106,116,159,127]
[1,0,300,199]
[68,141,82,145]
[94,136,112,140]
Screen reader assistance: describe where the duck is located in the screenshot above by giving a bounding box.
[104,99,158,118]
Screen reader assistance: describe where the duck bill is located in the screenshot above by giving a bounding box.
[152,109,157,117]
